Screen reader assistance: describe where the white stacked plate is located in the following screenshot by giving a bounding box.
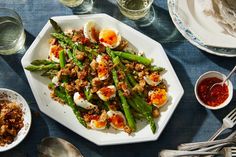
[168,0,236,57]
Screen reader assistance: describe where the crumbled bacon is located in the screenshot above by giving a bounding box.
[90,59,98,71]
[135,63,145,71]
[125,63,135,70]
[152,107,160,118]
[0,100,24,146]
[91,77,102,87]
[75,51,85,61]
[132,84,144,93]
[77,69,87,80]
[97,44,106,53]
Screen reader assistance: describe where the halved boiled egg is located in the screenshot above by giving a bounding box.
[49,45,63,63]
[96,55,109,80]
[73,92,97,110]
[90,111,107,130]
[97,85,116,101]
[148,89,168,108]
[90,120,107,130]
[107,110,126,130]
[144,73,161,86]
[99,28,121,49]
[84,21,99,43]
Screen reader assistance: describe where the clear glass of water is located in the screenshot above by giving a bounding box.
[116,0,154,20]
[59,0,93,14]
[0,8,25,55]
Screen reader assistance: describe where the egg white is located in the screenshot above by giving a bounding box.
[90,120,107,130]
[96,55,109,80]
[107,110,126,130]
[73,92,97,110]
[148,90,168,108]
[144,75,161,86]
[99,28,121,49]
[84,21,98,43]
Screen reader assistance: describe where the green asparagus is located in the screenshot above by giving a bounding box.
[67,49,83,70]
[49,18,63,34]
[25,64,60,71]
[51,33,84,51]
[59,50,66,68]
[107,49,136,131]
[150,66,165,73]
[65,88,87,127]
[104,101,110,111]
[112,50,152,66]
[31,59,55,65]
[51,33,75,47]
[108,48,156,133]
[41,69,58,78]
[54,88,67,103]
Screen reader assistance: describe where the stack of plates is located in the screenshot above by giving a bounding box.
[168,0,236,57]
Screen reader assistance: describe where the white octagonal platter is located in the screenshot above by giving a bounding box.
[21,14,184,145]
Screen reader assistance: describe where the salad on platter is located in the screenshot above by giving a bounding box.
[25,19,168,134]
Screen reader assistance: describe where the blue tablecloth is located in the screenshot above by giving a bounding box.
[1,0,236,156]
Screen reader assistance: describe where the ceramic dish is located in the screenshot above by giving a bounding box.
[194,71,233,110]
[0,88,31,152]
[168,0,236,57]
[21,14,184,145]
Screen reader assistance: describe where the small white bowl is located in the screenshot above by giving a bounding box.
[194,71,233,110]
[0,88,31,152]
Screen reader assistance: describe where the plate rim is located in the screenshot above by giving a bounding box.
[167,0,236,57]
[21,13,184,145]
[0,88,32,152]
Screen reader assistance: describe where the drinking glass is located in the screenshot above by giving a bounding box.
[116,0,154,20]
[0,8,25,55]
[59,0,93,14]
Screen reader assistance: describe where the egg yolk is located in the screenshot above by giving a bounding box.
[99,30,118,46]
[150,89,167,107]
[50,45,63,58]
[150,73,160,82]
[109,114,125,129]
[92,120,107,128]
[99,87,115,98]
[97,62,109,79]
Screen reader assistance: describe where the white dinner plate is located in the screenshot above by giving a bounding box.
[168,0,236,57]
[0,88,31,152]
[21,14,184,145]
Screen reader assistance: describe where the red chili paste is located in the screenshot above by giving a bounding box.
[197,77,229,107]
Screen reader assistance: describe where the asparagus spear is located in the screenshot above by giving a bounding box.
[41,69,58,78]
[109,49,156,133]
[103,101,110,111]
[31,59,55,65]
[84,87,93,101]
[51,33,84,51]
[67,49,83,70]
[150,66,165,73]
[59,50,66,68]
[49,18,63,34]
[64,88,87,127]
[58,40,67,49]
[107,49,136,131]
[25,64,60,71]
[112,50,152,66]
[111,68,136,131]
[54,88,67,103]
[51,33,74,47]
